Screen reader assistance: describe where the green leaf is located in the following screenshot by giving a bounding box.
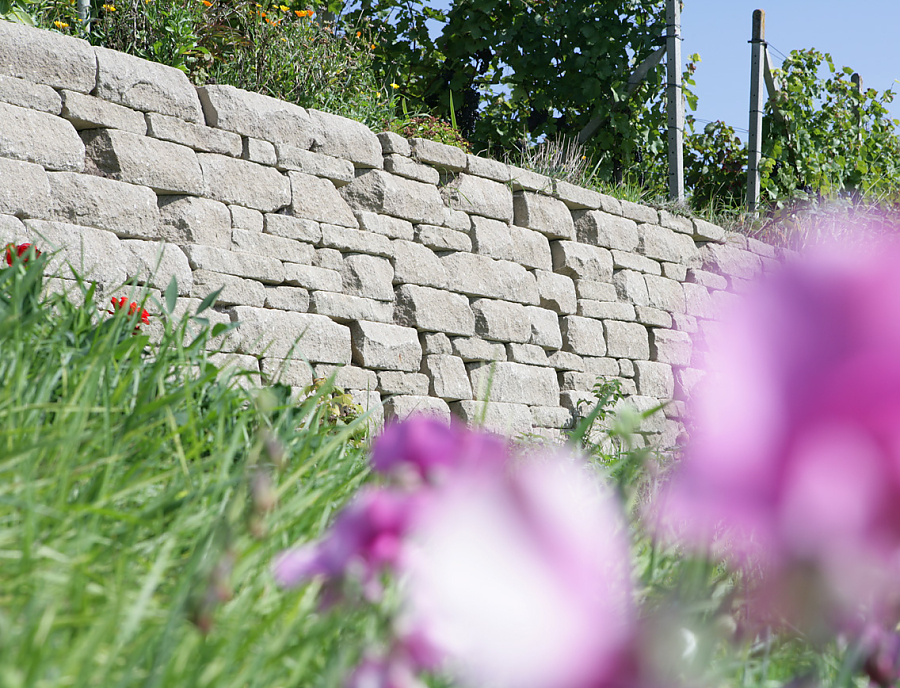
[196,287,221,315]
[164,276,178,315]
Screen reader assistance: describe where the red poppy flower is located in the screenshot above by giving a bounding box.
[108,297,150,328]
[5,243,41,266]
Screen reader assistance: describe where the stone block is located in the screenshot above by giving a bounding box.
[94,46,203,123]
[513,192,574,239]
[191,269,267,307]
[451,336,506,362]
[466,154,510,182]
[546,350,584,371]
[610,249,661,275]
[123,240,192,295]
[321,224,392,256]
[230,306,350,362]
[261,357,314,387]
[672,313,698,334]
[559,371,600,392]
[634,360,675,398]
[468,361,560,407]
[472,298,532,343]
[637,223,700,266]
[48,172,159,239]
[146,111,242,157]
[60,89,146,134]
[619,359,635,377]
[341,169,445,225]
[83,128,202,194]
[391,239,448,288]
[661,262,687,281]
[442,208,471,231]
[692,217,725,242]
[232,228,314,264]
[604,320,650,360]
[747,237,777,258]
[0,213,27,244]
[534,270,576,314]
[572,209,638,250]
[24,219,128,285]
[552,180,603,210]
[0,21,95,92]
[676,367,705,401]
[383,154,440,185]
[276,144,355,185]
[351,389,386,431]
[242,137,276,165]
[612,270,649,306]
[385,395,452,423]
[682,282,714,319]
[651,329,692,366]
[409,137,466,170]
[507,165,552,193]
[506,343,549,366]
[395,284,474,335]
[619,200,658,224]
[314,248,343,271]
[415,224,471,252]
[351,320,422,371]
[341,253,394,301]
[0,158,50,218]
[442,252,539,304]
[422,354,472,400]
[644,274,686,313]
[231,205,264,232]
[0,74,60,114]
[451,400,532,435]
[198,84,315,146]
[634,306,672,328]
[184,244,284,283]
[658,210,693,235]
[421,332,452,355]
[264,213,321,243]
[0,101,84,171]
[443,173,513,222]
[310,292,393,323]
[377,131,410,156]
[560,316,606,357]
[577,300,635,321]
[314,364,378,391]
[307,108,382,168]
[197,152,289,210]
[469,216,552,271]
[356,211,414,241]
[525,305,563,350]
[583,356,619,377]
[574,279,617,302]
[551,241,613,282]
[378,371,429,395]
[700,243,762,280]
[531,405,574,429]
[264,286,310,312]
[157,195,231,247]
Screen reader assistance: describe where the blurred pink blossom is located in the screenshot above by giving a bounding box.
[658,240,900,626]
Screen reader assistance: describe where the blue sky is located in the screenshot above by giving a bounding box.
[683,0,900,138]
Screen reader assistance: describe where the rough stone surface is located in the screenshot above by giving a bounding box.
[526,306,563,350]
[395,285,475,336]
[384,395,451,423]
[60,90,146,134]
[321,225,391,256]
[635,306,672,328]
[378,371,429,395]
[0,101,84,172]
[442,252,539,304]
[25,219,130,285]
[514,192,575,239]
[634,360,675,398]
[661,262,687,281]
[604,320,650,360]
[191,269,267,307]
[231,206,264,232]
[314,364,378,390]
[242,137,277,166]
[391,240,448,289]
[264,286,310,312]
[261,358,314,388]
[410,138,466,171]
[351,320,422,371]
[0,158,50,218]
[611,249,661,275]
[123,239,192,294]
[422,354,472,400]
[574,279,618,302]
[357,212,414,241]
[452,336,506,362]
[384,154,441,185]
[198,84,315,146]
[693,217,726,242]
[415,224,471,252]
[198,153,290,210]
[701,243,762,280]
[577,300,635,321]
[472,299,532,343]
[83,128,202,194]
[283,263,341,291]
[443,174,513,222]
[469,216,551,271]
[651,329,692,366]
[560,316,606,357]
[230,306,350,362]
[151,196,230,248]
[573,210,638,250]
[48,172,159,239]
[311,292,393,323]
[232,228,314,265]
[184,244,284,284]
[534,270,577,314]
[552,241,613,282]
[276,144,354,185]
[341,169,445,225]
[341,253,394,301]
[451,400,532,435]
[507,342,549,366]
[637,224,700,266]
[307,108,382,168]
[377,131,410,157]
[146,112,242,156]
[0,21,95,92]
[553,180,603,210]
[469,361,560,407]
[466,154,510,183]
[612,270,649,306]
[421,332,452,355]
[682,282,715,319]
[507,165,552,193]
[644,274,686,313]
[0,74,61,113]
[264,214,320,244]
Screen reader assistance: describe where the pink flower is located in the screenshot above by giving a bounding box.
[404,454,636,688]
[658,240,900,626]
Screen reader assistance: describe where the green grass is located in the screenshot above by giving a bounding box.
[0,255,381,687]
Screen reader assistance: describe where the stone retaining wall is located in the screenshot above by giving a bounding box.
[0,20,780,442]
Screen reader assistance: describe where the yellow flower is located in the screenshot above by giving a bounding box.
[202,0,212,6]
[279,4,288,10]
[390,83,399,89]
[53,20,69,27]
[101,3,116,10]
[370,43,376,49]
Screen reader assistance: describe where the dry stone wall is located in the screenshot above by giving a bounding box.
[0,21,781,443]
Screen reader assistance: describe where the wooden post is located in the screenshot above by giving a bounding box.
[852,73,863,143]
[747,9,766,214]
[666,0,685,203]
[77,0,90,32]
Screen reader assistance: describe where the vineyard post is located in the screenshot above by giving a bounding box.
[666,0,685,202]
[852,73,864,143]
[748,9,766,214]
